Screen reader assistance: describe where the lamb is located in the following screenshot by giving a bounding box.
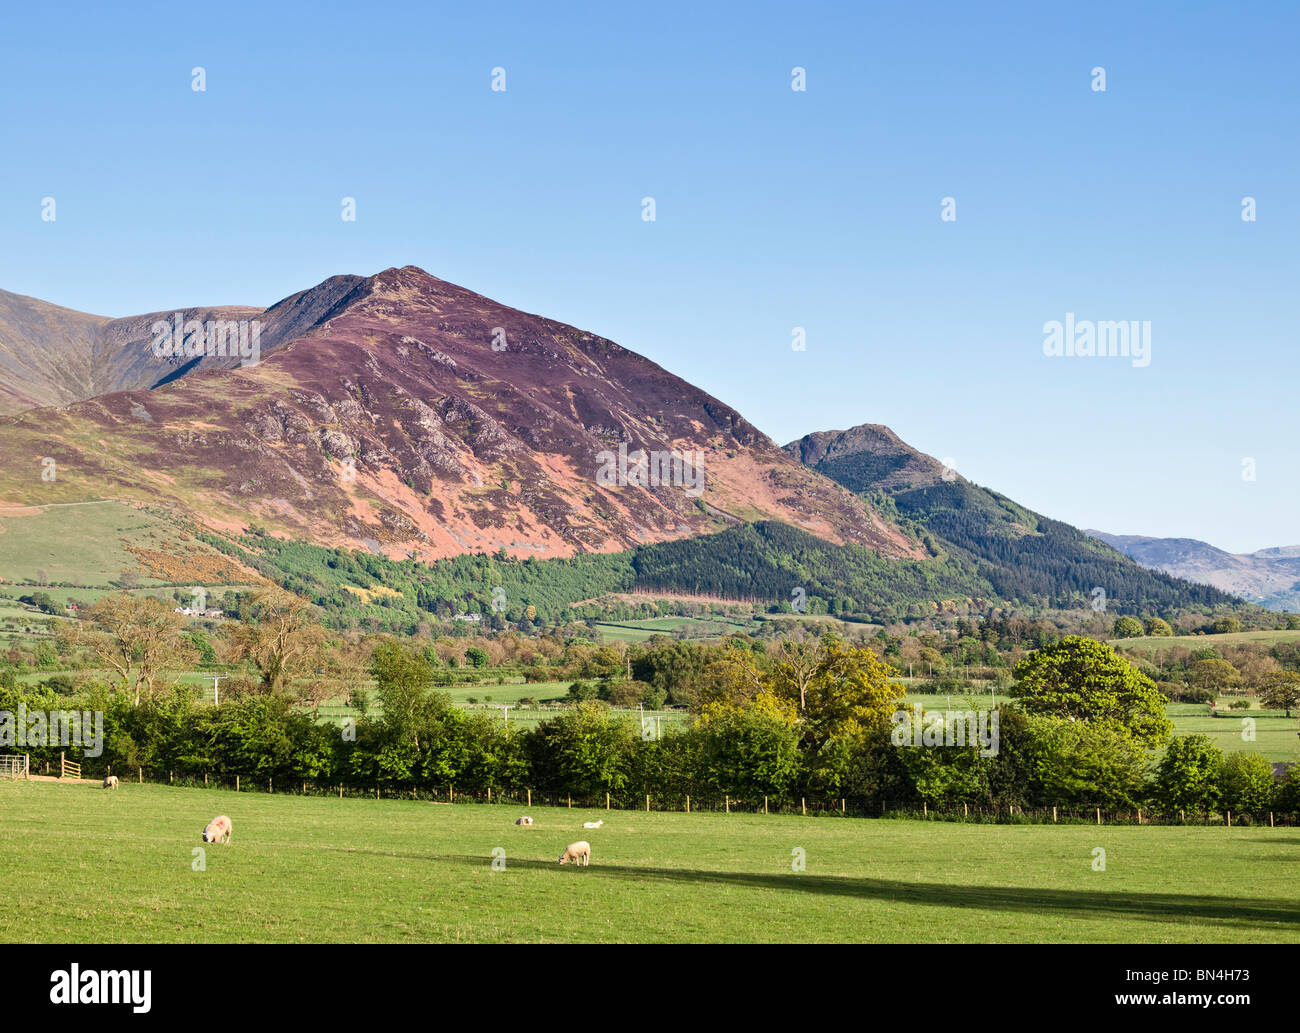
[102,775,119,789]
[515,816,534,826]
[558,840,590,865]
[201,815,233,844]
[582,820,603,829]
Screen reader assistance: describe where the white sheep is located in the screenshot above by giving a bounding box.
[201,815,233,844]
[582,820,603,829]
[515,816,534,826]
[102,775,119,789]
[558,840,590,865]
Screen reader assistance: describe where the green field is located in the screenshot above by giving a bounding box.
[1112,629,1300,652]
[1165,703,1300,763]
[1,780,1297,943]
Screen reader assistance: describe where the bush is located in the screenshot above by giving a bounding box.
[1160,682,1213,704]
[1148,735,1222,811]
[1219,752,1276,812]
[1112,616,1145,638]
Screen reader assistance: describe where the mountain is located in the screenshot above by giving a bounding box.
[0,276,374,416]
[1085,531,1300,611]
[785,424,1236,614]
[0,267,920,564]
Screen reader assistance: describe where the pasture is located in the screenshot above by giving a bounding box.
[1112,629,1300,652]
[1,780,1297,943]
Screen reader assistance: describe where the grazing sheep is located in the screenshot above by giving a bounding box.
[515,816,534,826]
[201,815,233,844]
[582,820,603,829]
[558,840,590,865]
[102,775,119,789]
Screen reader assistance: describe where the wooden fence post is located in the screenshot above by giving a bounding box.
[685,795,690,813]
[1269,812,1274,827]
[764,796,768,814]
[268,778,272,794]
[204,772,208,786]
[841,798,845,814]
[606,792,610,810]
[169,771,173,784]
[235,774,239,792]
[923,801,927,818]
[801,797,806,816]
[527,788,531,808]
[1052,805,1057,823]
[645,794,650,812]
[138,767,143,784]
[1137,808,1141,824]
[1095,807,1100,825]
[339,784,343,799]
[487,786,491,803]
[964,802,969,818]
[725,795,729,813]
[1227,810,1232,827]
[567,794,571,808]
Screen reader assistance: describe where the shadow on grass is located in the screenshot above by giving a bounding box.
[407,853,1300,930]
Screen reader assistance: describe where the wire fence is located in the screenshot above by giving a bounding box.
[26,764,1300,828]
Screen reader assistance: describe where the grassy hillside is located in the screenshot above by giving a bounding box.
[3,781,1297,943]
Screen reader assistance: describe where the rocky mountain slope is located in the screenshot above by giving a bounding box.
[0,268,918,563]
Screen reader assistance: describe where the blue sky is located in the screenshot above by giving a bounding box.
[2,1,1296,552]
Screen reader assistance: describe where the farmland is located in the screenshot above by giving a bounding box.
[2,780,1297,943]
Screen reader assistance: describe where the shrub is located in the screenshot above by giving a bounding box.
[1219,752,1276,812]
[1148,735,1222,811]
[1112,616,1145,639]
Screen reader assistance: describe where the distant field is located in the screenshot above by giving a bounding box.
[591,615,756,642]
[1165,703,1300,763]
[0,502,171,587]
[1112,629,1300,652]
[2,781,1296,943]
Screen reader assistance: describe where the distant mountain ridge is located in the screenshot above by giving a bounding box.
[0,275,379,416]
[0,267,917,563]
[1085,530,1300,611]
[785,424,1236,614]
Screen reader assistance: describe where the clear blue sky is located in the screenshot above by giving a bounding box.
[2,1,1296,553]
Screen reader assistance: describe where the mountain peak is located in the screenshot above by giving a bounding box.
[0,270,923,563]
[784,422,953,492]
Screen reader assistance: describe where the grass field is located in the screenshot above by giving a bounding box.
[2,780,1297,943]
[1112,629,1300,652]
